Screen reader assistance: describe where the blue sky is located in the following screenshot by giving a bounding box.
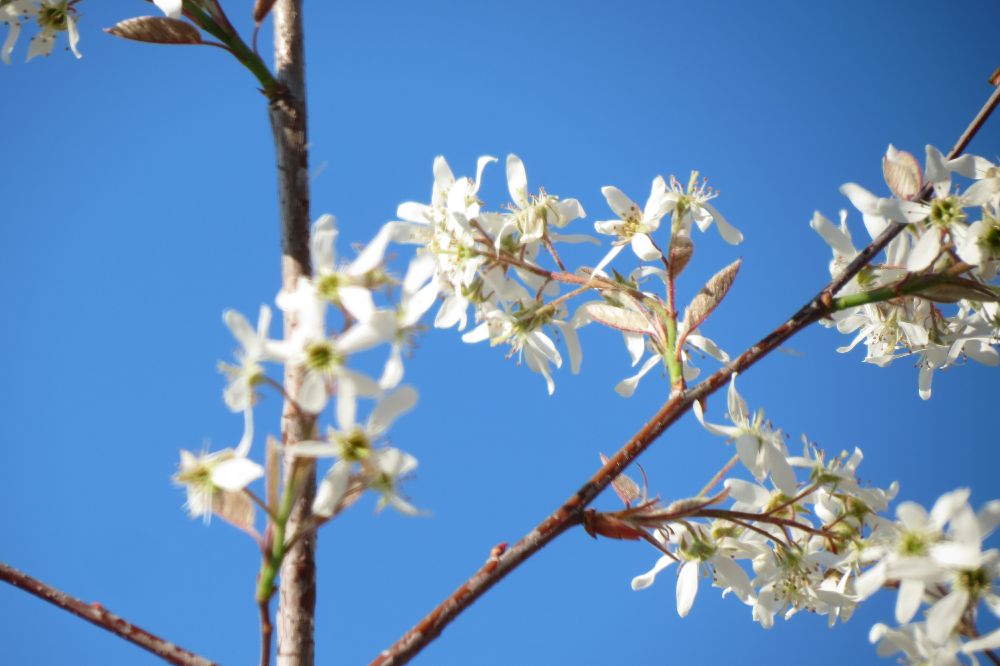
[1,1,998,665]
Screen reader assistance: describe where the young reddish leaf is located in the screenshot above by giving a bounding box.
[681,258,741,332]
[212,490,256,533]
[882,145,923,200]
[582,510,646,541]
[577,302,651,334]
[599,453,641,506]
[105,17,203,45]
[254,0,279,24]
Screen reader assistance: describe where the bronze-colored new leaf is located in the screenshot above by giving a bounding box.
[105,17,203,45]
[212,490,256,532]
[916,277,1000,304]
[882,145,923,200]
[599,453,641,506]
[669,235,694,278]
[682,258,742,332]
[253,0,279,24]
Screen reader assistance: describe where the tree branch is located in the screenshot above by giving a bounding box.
[0,561,216,666]
[369,82,1000,666]
[267,2,317,666]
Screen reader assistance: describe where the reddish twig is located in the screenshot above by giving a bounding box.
[0,561,216,666]
[369,84,1000,666]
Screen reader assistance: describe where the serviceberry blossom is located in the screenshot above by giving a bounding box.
[815,145,1000,399]
[219,305,273,412]
[2,0,80,63]
[174,409,263,523]
[663,172,744,245]
[291,387,421,517]
[693,374,797,495]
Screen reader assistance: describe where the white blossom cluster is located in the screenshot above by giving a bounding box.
[1,0,80,62]
[813,145,1000,399]
[393,155,742,395]
[175,213,432,525]
[625,376,999,664]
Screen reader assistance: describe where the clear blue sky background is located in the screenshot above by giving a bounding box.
[1,1,998,665]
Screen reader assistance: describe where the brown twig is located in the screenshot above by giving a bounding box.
[369,83,1000,666]
[267,2,317,666]
[0,561,216,666]
[259,600,274,666]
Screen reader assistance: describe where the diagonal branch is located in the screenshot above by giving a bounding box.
[369,83,1000,666]
[0,561,217,666]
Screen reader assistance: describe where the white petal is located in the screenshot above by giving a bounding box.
[312,461,351,517]
[963,627,1000,654]
[926,589,969,644]
[614,355,660,397]
[402,253,436,293]
[370,386,418,434]
[895,578,924,623]
[435,295,469,330]
[212,457,264,492]
[403,281,439,327]
[287,441,339,458]
[630,233,661,261]
[506,154,528,206]
[66,15,80,59]
[461,321,490,343]
[348,223,395,276]
[2,17,20,65]
[703,202,743,244]
[234,408,255,457]
[592,243,625,276]
[339,286,375,323]
[379,344,405,390]
[810,211,856,257]
[906,229,941,272]
[855,560,888,599]
[298,371,328,414]
[692,399,740,439]
[676,560,699,617]
[631,555,674,590]
[840,183,881,216]
[557,322,582,374]
[602,186,638,221]
[337,311,394,354]
[335,377,357,431]
[310,214,338,273]
[712,555,753,602]
[154,0,184,18]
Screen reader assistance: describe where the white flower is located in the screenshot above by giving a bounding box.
[663,173,743,245]
[173,409,263,522]
[593,176,670,272]
[311,214,397,323]
[631,524,754,618]
[502,154,585,247]
[368,447,422,516]
[3,1,80,63]
[293,387,420,517]
[219,305,272,412]
[856,489,972,623]
[693,374,797,495]
[380,253,438,389]
[869,622,963,665]
[270,277,391,413]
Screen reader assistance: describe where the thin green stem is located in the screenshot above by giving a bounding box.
[183,1,280,96]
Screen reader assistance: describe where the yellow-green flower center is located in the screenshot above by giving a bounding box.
[306,341,343,372]
[930,196,965,228]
